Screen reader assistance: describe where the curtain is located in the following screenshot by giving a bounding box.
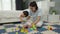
[0,0,15,10]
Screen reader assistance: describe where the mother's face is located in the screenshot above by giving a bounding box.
[29,6,36,12]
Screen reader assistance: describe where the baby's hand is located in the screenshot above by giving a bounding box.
[31,23,36,27]
[27,23,34,28]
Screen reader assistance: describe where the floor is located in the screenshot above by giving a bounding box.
[0,22,60,34]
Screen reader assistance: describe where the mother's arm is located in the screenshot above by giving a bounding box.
[33,16,40,25]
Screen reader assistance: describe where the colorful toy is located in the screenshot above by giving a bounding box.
[30,28,33,31]
[48,25,53,30]
[24,29,28,33]
[15,27,19,34]
[32,23,36,30]
[20,27,25,32]
[20,27,28,34]
[16,32,18,34]
[20,23,37,34]
[16,27,19,31]
[28,28,32,32]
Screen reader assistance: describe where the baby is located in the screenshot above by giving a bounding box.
[20,11,31,27]
[20,11,29,22]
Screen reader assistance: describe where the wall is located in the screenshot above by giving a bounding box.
[52,0,60,15]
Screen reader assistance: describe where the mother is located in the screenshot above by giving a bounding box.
[27,1,43,27]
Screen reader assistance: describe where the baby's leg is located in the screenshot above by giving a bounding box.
[36,21,43,27]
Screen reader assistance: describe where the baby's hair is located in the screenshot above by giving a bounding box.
[23,11,29,17]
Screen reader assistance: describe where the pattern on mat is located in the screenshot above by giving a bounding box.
[0,22,60,34]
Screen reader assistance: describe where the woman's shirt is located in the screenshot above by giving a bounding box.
[28,8,42,22]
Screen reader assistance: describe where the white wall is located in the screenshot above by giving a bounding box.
[52,0,60,15]
[37,1,50,21]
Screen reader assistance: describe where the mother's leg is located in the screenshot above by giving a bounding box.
[36,21,43,27]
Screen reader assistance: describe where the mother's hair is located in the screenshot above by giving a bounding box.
[29,1,38,10]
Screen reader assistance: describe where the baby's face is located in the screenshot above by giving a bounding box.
[21,13,25,17]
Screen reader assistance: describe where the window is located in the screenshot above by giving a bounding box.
[0,0,15,10]
[0,0,2,10]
